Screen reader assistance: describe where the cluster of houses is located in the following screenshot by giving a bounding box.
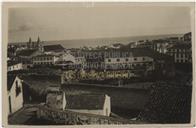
[7,74,111,117]
[7,32,192,73]
[7,32,192,117]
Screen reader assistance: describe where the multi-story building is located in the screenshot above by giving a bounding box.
[167,43,192,63]
[32,54,59,65]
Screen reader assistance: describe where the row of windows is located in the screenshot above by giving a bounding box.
[168,49,189,52]
[107,57,146,62]
[175,59,189,63]
[168,53,190,58]
[34,57,53,61]
[34,62,53,65]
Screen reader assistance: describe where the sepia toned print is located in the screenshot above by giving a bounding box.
[3,2,194,126]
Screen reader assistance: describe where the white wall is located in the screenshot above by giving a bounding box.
[103,95,111,116]
[8,63,23,72]
[67,109,104,116]
[8,77,23,115]
[104,56,153,64]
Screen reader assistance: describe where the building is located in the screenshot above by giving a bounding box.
[65,94,111,116]
[183,32,191,42]
[16,49,42,64]
[43,44,65,55]
[151,39,172,54]
[32,54,59,65]
[7,75,24,115]
[27,37,43,51]
[167,43,192,63]
[56,53,75,64]
[7,61,27,72]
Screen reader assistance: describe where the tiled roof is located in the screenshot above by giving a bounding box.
[66,94,106,110]
[7,61,21,67]
[168,43,191,50]
[43,44,64,52]
[22,75,61,88]
[17,49,38,57]
[7,75,17,91]
[34,54,55,58]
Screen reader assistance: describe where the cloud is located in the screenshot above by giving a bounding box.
[9,22,34,33]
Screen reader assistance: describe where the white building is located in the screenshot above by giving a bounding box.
[167,43,192,63]
[7,62,27,72]
[55,53,76,66]
[32,54,59,65]
[104,56,154,70]
[7,75,24,115]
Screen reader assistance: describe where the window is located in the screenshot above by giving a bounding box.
[181,54,184,58]
[143,57,145,61]
[108,59,111,62]
[134,58,137,61]
[125,58,129,61]
[117,59,120,62]
[15,81,21,97]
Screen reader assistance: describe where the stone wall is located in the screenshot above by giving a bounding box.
[37,106,138,125]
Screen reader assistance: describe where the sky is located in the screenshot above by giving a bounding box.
[8,4,191,43]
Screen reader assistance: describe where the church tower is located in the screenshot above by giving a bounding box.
[27,37,32,49]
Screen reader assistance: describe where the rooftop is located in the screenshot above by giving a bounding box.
[168,43,191,50]
[17,49,38,57]
[43,44,64,52]
[66,94,107,110]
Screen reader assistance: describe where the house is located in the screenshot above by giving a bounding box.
[32,54,59,65]
[55,53,76,67]
[65,94,111,116]
[43,44,65,55]
[166,43,192,63]
[104,48,154,71]
[7,61,26,72]
[7,75,23,115]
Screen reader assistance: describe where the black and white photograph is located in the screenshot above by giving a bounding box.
[2,2,195,126]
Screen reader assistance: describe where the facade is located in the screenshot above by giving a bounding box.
[167,43,192,63]
[7,62,25,72]
[65,94,111,116]
[32,54,59,65]
[55,53,76,66]
[7,75,23,115]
